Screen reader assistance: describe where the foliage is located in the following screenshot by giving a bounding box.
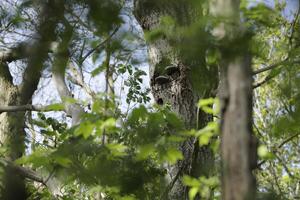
[0,0,299,199]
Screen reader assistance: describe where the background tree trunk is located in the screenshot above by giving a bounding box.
[220,56,256,200]
[134,1,218,199]
[210,0,257,199]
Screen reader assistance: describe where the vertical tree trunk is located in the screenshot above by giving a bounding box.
[220,56,256,200]
[211,0,257,199]
[0,63,27,199]
[134,1,218,199]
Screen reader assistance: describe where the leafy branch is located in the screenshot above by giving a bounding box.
[258,132,300,167]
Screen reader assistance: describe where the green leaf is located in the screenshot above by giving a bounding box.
[198,98,219,114]
[199,131,214,146]
[145,29,165,42]
[136,144,156,160]
[53,156,72,167]
[101,118,116,129]
[128,106,148,123]
[189,187,199,200]
[257,145,274,159]
[163,148,183,164]
[106,143,127,157]
[196,122,218,145]
[91,63,107,77]
[198,98,215,108]
[15,148,52,167]
[75,121,94,139]
[45,103,65,111]
[165,112,183,129]
[62,97,77,104]
[183,175,201,187]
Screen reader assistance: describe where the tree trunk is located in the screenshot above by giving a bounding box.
[134,1,218,199]
[0,1,63,199]
[220,56,256,200]
[210,0,257,199]
[0,63,27,199]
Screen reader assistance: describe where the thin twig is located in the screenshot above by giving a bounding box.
[288,3,300,49]
[258,132,300,167]
[252,58,288,75]
[253,74,275,89]
[79,27,119,65]
[0,104,64,113]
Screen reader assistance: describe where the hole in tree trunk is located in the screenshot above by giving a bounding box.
[157,98,163,105]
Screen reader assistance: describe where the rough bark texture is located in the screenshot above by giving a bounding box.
[134,1,218,199]
[0,63,27,199]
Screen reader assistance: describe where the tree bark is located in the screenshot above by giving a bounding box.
[220,56,256,200]
[0,63,27,199]
[0,1,63,199]
[134,1,218,199]
[211,0,257,199]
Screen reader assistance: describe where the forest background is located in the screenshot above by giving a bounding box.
[0,0,299,199]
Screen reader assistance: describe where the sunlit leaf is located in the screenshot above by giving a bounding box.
[189,187,199,200]
[136,144,156,160]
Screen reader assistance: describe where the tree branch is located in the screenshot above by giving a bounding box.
[288,2,300,49]
[52,20,84,126]
[252,74,275,89]
[277,132,300,149]
[252,58,300,76]
[78,26,119,65]
[19,1,64,105]
[252,59,287,75]
[253,58,300,89]
[257,132,300,167]
[0,158,45,185]
[0,104,64,113]
[67,67,96,98]
[0,43,35,63]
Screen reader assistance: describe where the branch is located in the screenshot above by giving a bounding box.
[253,59,300,89]
[252,74,274,89]
[277,132,300,149]
[0,159,45,185]
[1,158,59,200]
[252,59,287,75]
[274,154,294,178]
[19,1,64,105]
[252,58,300,76]
[257,132,300,167]
[67,68,96,98]
[0,104,64,113]
[52,21,84,126]
[79,26,119,65]
[288,2,300,49]
[0,43,29,63]
[0,42,57,63]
